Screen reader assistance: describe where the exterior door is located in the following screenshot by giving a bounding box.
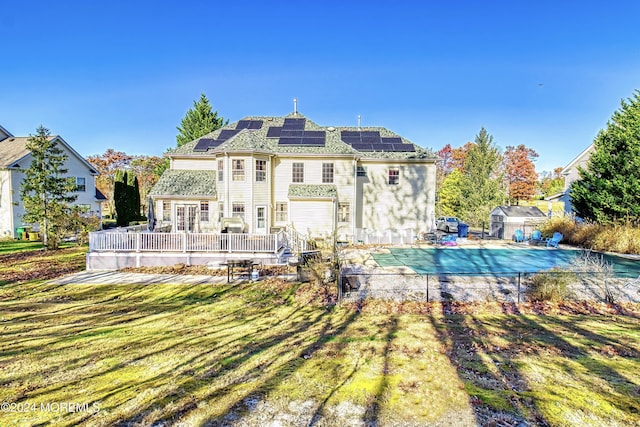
[176,205,198,232]
[256,206,267,234]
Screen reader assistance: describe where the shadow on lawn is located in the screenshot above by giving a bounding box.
[429,297,640,426]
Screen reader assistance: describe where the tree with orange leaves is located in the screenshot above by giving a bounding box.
[504,144,538,204]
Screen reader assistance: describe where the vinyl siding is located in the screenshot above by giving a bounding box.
[290,199,334,237]
[172,158,216,170]
[359,161,435,232]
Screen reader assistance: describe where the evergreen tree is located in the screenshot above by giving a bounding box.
[176,93,227,147]
[127,172,141,221]
[114,169,129,226]
[571,90,640,224]
[20,126,77,249]
[459,127,506,226]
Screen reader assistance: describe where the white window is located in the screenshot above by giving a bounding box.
[218,202,224,221]
[232,159,244,181]
[275,202,288,222]
[256,159,266,182]
[292,162,304,183]
[75,177,86,192]
[162,201,171,221]
[356,166,367,177]
[388,168,400,185]
[338,202,350,222]
[218,159,224,182]
[232,203,245,220]
[322,163,334,183]
[200,201,209,222]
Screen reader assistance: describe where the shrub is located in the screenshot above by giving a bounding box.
[528,268,576,302]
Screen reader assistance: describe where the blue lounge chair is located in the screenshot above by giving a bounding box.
[546,232,563,248]
[529,230,543,244]
[513,229,524,243]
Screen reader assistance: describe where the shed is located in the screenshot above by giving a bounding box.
[489,205,547,240]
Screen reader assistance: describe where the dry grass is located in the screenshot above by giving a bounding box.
[542,217,640,254]
[1,243,639,426]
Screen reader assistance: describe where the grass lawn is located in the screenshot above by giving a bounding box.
[0,244,639,426]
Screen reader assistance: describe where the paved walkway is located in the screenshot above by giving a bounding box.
[47,270,231,285]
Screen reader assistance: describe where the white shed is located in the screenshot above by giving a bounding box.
[489,205,547,240]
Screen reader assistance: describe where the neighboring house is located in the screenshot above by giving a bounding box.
[0,125,106,238]
[546,144,594,216]
[149,112,438,242]
[489,205,547,239]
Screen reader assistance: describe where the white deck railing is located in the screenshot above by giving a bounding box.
[89,231,287,254]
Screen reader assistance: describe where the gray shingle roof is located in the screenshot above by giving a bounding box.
[149,170,217,197]
[169,113,436,160]
[0,137,33,167]
[288,184,338,199]
[496,205,547,218]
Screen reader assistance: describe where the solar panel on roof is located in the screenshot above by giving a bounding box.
[382,137,402,144]
[267,127,282,138]
[236,120,263,129]
[392,144,416,152]
[341,131,360,138]
[280,130,305,138]
[193,139,211,152]
[283,118,306,129]
[278,137,303,145]
[300,138,325,146]
[218,129,240,140]
[351,143,375,151]
[304,130,325,138]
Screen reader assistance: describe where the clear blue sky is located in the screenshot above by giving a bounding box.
[2,0,639,172]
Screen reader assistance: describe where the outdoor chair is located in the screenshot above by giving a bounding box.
[546,232,563,248]
[513,229,525,243]
[529,230,543,245]
[439,234,457,246]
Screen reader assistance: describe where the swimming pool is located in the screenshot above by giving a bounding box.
[372,247,640,278]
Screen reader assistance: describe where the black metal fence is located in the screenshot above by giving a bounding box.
[337,270,640,304]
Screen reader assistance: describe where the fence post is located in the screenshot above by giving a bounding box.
[136,232,141,253]
[517,272,521,304]
[426,274,429,302]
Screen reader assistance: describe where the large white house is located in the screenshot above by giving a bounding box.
[149,112,438,242]
[0,125,105,238]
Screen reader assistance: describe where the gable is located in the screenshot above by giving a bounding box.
[493,205,546,218]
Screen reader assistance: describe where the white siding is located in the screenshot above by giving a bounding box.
[172,158,216,170]
[0,170,13,237]
[359,161,436,233]
[290,199,334,237]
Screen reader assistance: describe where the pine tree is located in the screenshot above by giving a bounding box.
[20,126,77,249]
[571,90,640,223]
[176,93,227,147]
[459,127,506,226]
[114,169,129,226]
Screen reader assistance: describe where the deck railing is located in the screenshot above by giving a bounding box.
[89,231,285,253]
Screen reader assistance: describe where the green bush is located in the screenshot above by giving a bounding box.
[528,269,576,302]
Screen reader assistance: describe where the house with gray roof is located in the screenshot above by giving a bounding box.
[149,111,438,242]
[0,126,105,238]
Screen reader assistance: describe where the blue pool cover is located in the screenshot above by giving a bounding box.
[371,247,640,278]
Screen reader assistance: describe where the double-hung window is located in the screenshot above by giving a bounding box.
[292,162,304,183]
[322,163,334,183]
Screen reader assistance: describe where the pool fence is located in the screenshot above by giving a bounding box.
[337,269,640,304]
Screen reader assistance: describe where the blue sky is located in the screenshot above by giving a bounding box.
[2,1,639,172]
